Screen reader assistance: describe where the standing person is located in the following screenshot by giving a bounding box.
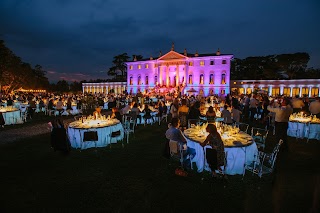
[291,95,304,113]
[170,99,179,119]
[309,97,320,118]
[200,124,225,178]
[267,98,293,151]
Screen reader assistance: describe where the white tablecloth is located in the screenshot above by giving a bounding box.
[1,110,23,125]
[186,138,258,175]
[68,122,124,149]
[287,122,320,140]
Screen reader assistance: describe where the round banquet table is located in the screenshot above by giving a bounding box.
[67,119,124,149]
[287,121,320,140]
[184,127,258,175]
[0,108,23,125]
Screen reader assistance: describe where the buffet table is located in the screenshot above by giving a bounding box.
[68,118,124,149]
[0,107,23,125]
[184,125,258,175]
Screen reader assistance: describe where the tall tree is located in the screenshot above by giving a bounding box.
[108,53,130,80]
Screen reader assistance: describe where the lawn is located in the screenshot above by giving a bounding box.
[0,120,319,212]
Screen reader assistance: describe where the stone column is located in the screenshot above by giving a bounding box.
[166,65,169,87]
[269,86,272,96]
[299,86,302,97]
[280,85,284,96]
[176,64,179,86]
[290,86,293,97]
[185,63,188,86]
[309,86,312,97]
[159,66,163,86]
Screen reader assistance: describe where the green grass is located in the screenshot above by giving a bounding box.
[0,121,319,212]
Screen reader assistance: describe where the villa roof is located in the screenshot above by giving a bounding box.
[128,51,233,62]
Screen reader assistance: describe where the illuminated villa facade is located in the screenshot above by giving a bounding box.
[125,47,233,96]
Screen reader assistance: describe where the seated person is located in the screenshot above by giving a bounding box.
[221,105,233,124]
[111,107,122,121]
[206,106,216,122]
[143,104,154,123]
[201,124,225,178]
[165,118,195,166]
[93,107,102,119]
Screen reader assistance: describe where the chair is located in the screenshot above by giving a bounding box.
[287,121,301,140]
[204,145,227,177]
[51,127,70,153]
[188,119,200,128]
[243,139,283,178]
[158,110,168,125]
[169,140,192,170]
[236,122,249,133]
[82,130,98,150]
[109,130,123,148]
[251,127,269,150]
[306,122,320,142]
[20,106,28,123]
[266,113,276,135]
[74,115,83,121]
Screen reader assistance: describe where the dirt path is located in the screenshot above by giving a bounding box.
[0,118,74,145]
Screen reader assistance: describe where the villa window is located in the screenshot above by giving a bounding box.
[154,64,158,68]
[272,88,280,97]
[210,60,214,65]
[221,90,225,95]
[145,76,149,85]
[283,87,291,96]
[311,87,319,97]
[145,64,149,69]
[188,75,193,84]
[129,76,133,85]
[138,76,141,85]
[301,87,309,97]
[138,64,141,69]
[188,62,193,66]
[292,87,300,97]
[222,60,227,64]
[209,74,214,84]
[221,73,226,84]
[154,76,158,84]
[200,61,205,66]
[200,74,204,85]
[129,65,133,70]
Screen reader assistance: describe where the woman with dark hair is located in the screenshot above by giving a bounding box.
[178,99,189,129]
[206,106,216,122]
[201,124,225,178]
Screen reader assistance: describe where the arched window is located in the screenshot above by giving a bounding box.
[138,76,141,85]
[221,73,226,84]
[145,76,149,85]
[200,74,204,85]
[129,76,133,85]
[188,75,193,84]
[210,74,214,84]
[154,76,158,84]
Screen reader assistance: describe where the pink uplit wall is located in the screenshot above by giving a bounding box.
[126,50,233,97]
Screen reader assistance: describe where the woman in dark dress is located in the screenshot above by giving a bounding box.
[201,124,225,178]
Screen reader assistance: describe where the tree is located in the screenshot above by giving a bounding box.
[107,53,130,81]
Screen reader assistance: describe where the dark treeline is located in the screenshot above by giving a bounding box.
[1,39,320,93]
[0,40,50,93]
[231,52,320,80]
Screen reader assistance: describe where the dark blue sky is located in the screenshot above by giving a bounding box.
[1,0,319,82]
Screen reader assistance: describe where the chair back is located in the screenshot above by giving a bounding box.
[83,131,98,142]
[169,140,178,155]
[251,127,269,150]
[237,122,249,133]
[188,119,200,128]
